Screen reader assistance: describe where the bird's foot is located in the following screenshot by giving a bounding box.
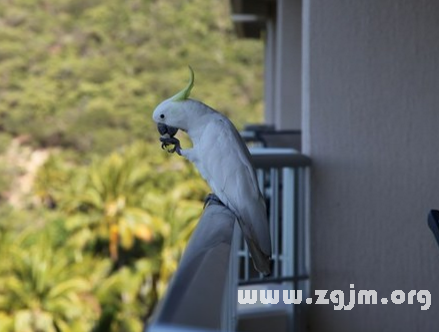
[160,136,182,155]
[203,193,224,209]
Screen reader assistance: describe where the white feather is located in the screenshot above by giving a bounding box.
[153,98,272,274]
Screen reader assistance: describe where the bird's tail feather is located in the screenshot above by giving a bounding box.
[246,238,271,276]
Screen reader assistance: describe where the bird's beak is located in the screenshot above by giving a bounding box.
[157,123,182,155]
[157,123,179,138]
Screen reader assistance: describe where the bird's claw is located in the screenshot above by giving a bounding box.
[160,136,182,155]
[157,123,181,154]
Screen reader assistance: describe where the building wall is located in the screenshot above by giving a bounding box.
[301,0,439,331]
[265,0,302,130]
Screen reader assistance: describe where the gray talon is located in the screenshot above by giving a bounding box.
[160,136,182,154]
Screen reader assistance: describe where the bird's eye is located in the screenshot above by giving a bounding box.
[160,114,165,119]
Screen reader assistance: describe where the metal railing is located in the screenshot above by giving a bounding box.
[147,200,236,332]
[239,147,311,284]
[240,125,302,150]
[233,148,311,332]
[147,147,311,332]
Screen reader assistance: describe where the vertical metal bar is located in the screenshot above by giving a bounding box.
[282,167,294,277]
[293,168,300,291]
[270,168,279,278]
[282,166,295,331]
[244,246,249,280]
[303,166,311,299]
[297,167,307,279]
[297,167,303,276]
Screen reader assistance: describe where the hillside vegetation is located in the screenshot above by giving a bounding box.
[0,0,263,331]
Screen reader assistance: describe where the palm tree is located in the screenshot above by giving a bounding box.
[58,143,159,263]
[31,141,210,325]
[144,177,208,298]
[0,232,104,332]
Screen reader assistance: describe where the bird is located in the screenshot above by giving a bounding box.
[152,66,271,275]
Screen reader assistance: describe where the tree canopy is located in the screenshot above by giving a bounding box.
[0,0,263,154]
[0,0,263,330]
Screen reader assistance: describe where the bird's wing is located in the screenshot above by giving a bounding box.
[198,117,272,257]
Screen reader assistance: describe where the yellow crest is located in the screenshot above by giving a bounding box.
[171,66,195,102]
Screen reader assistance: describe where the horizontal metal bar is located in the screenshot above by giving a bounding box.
[250,148,311,169]
[231,14,266,23]
[241,128,301,137]
[148,323,219,332]
[238,274,310,286]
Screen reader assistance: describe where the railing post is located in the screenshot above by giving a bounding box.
[148,147,312,332]
[235,148,311,332]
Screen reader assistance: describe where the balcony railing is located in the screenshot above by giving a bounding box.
[240,147,311,282]
[147,148,311,332]
[233,148,311,332]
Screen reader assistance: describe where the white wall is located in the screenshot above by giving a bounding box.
[264,17,276,126]
[302,0,439,331]
[265,0,302,130]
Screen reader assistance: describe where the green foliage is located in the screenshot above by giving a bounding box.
[0,133,12,154]
[0,0,263,153]
[0,0,263,330]
[0,218,103,332]
[1,142,210,330]
[30,142,209,329]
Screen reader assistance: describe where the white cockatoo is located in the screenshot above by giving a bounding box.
[152,67,272,275]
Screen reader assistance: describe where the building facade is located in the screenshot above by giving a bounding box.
[231,0,439,331]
